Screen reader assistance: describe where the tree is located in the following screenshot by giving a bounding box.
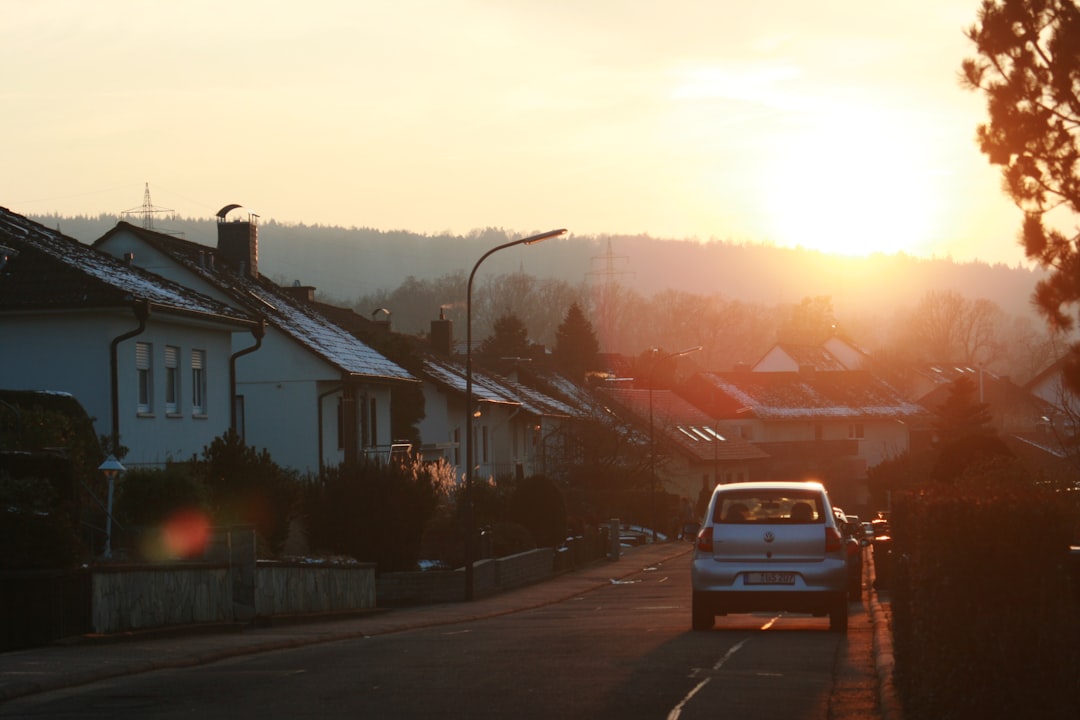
[898,290,1006,366]
[477,313,532,361]
[934,376,995,445]
[777,296,839,345]
[963,0,1080,391]
[553,302,600,378]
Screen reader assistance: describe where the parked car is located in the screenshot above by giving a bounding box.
[691,480,850,632]
[833,510,865,602]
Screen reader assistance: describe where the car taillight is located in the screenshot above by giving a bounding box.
[825,526,843,553]
[696,527,713,553]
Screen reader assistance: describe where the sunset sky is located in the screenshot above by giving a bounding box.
[1,0,1035,267]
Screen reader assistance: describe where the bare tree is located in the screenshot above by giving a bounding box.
[898,290,1006,366]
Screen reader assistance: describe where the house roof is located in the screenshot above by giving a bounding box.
[95,222,414,383]
[421,356,581,418]
[756,343,846,371]
[695,370,927,421]
[0,208,256,326]
[600,387,770,462]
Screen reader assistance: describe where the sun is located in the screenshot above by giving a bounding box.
[755,108,945,257]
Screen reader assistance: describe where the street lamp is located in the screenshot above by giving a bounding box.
[647,345,702,540]
[98,455,125,559]
[464,228,566,600]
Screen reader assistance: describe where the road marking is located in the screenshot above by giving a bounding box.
[668,614,781,719]
[667,640,748,720]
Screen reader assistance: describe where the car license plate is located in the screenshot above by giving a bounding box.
[745,572,796,585]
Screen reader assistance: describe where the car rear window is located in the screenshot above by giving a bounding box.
[712,490,824,524]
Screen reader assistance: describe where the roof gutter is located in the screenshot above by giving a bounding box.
[230,320,266,433]
[108,299,151,454]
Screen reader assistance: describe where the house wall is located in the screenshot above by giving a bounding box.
[753,347,798,372]
[0,310,235,467]
[418,382,460,474]
[232,330,337,473]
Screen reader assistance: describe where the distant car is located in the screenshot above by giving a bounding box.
[691,480,850,632]
[862,521,875,538]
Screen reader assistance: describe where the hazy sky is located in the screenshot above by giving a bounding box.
[2,1,1035,266]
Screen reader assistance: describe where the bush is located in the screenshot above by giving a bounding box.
[0,474,82,570]
[303,457,450,572]
[508,475,566,549]
[196,430,299,557]
[113,463,211,561]
[891,463,1080,719]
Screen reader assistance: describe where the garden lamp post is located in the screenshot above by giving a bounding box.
[648,345,702,540]
[98,455,126,559]
[464,228,566,600]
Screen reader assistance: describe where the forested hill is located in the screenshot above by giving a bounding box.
[33,212,1045,323]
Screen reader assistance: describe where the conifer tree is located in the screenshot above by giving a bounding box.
[963,0,1080,390]
[553,302,600,378]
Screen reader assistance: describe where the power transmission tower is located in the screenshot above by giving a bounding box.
[587,239,633,354]
[121,183,172,230]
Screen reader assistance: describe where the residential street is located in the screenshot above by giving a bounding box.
[0,544,894,719]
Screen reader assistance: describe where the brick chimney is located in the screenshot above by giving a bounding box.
[430,307,453,355]
[216,204,258,279]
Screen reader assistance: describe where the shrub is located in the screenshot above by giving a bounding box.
[196,430,299,557]
[303,457,449,572]
[508,475,566,549]
[891,462,1080,719]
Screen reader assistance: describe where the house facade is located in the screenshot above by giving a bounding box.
[0,207,257,467]
[92,209,416,475]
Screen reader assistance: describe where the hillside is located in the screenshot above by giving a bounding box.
[33,212,1046,326]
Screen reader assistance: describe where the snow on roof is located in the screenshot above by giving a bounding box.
[236,276,414,381]
[0,207,254,324]
[700,371,926,420]
[422,356,583,417]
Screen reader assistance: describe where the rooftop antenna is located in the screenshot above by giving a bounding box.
[121,182,172,230]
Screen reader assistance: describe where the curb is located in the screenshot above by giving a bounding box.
[867,550,902,720]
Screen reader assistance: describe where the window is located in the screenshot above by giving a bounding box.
[135,342,153,414]
[191,349,207,415]
[165,345,180,415]
[453,428,461,466]
[849,423,865,439]
[481,426,489,463]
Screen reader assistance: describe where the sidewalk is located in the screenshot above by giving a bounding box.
[0,542,899,718]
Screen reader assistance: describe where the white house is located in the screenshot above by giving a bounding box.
[419,355,583,483]
[0,206,258,467]
[92,208,417,475]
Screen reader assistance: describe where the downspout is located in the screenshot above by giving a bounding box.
[317,384,342,478]
[108,299,150,453]
[230,320,266,434]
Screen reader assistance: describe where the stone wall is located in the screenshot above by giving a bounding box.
[91,564,232,634]
[89,562,377,634]
[254,562,376,616]
[378,548,554,606]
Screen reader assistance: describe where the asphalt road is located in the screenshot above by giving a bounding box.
[0,547,881,720]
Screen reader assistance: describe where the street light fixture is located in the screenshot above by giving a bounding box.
[647,345,702,540]
[464,228,567,600]
[98,454,126,559]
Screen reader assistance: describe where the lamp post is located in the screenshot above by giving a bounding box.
[98,455,126,559]
[464,228,566,600]
[647,345,702,540]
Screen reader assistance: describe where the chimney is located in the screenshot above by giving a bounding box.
[216,204,258,279]
[280,282,316,303]
[372,307,391,332]
[430,307,453,355]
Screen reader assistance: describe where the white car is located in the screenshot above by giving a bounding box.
[691,480,850,632]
